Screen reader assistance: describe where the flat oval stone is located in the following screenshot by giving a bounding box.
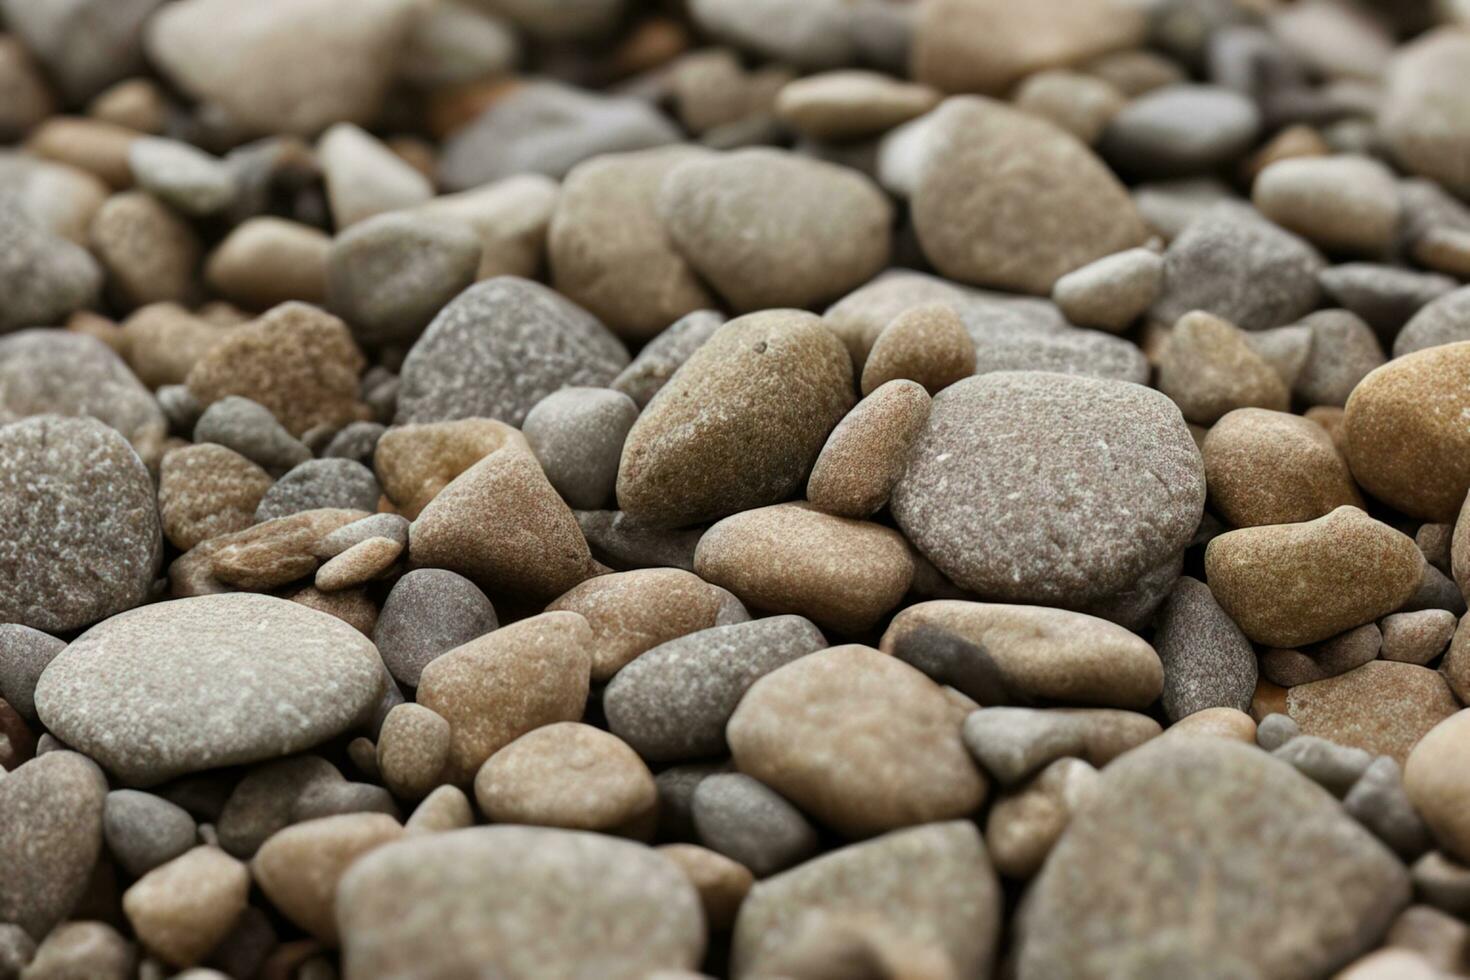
[891,371,1204,609]
[880,601,1164,709]
[34,594,385,786]
[617,310,854,528]
[1016,737,1410,979]
[337,826,705,979]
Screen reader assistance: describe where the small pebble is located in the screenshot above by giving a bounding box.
[1252,155,1401,254]
[1158,311,1290,424]
[313,536,400,592]
[373,417,527,519]
[375,704,450,801]
[1012,69,1126,145]
[122,846,250,967]
[291,780,398,823]
[1287,661,1459,764]
[216,756,343,858]
[403,784,474,836]
[1051,247,1162,333]
[985,757,1098,879]
[0,625,64,725]
[203,219,330,310]
[1165,707,1257,743]
[523,387,639,510]
[250,813,404,942]
[1345,756,1433,860]
[1201,408,1362,527]
[691,773,818,878]
[961,706,1161,785]
[774,70,938,141]
[193,396,311,475]
[1404,710,1470,864]
[1318,263,1456,336]
[1272,735,1375,797]
[610,310,725,408]
[1102,84,1261,178]
[374,569,497,687]
[806,380,929,518]
[104,790,198,878]
[1381,609,1457,665]
[21,921,133,980]
[128,136,237,216]
[317,122,431,229]
[859,302,975,396]
[656,844,753,932]
[1151,576,1256,721]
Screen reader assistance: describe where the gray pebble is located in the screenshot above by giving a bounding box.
[1272,735,1374,797]
[1255,712,1301,751]
[1395,286,1470,357]
[574,510,703,572]
[0,0,160,102]
[690,0,856,70]
[1317,263,1456,336]
[1051,247,1163,333]
[1412,852,1470,919]
[254,458,381,522]
[1132,176,1235,242]
[1102,84,1261,178]
[655,762,732,842]
[971,322,1149,385]
[217,756,343,858]
[103,789,197,877]
[194,396,311,475]
[291,780,399,822]
[129,137,238,216]
[0,625,64,725]
[611,311,726,408]
[1344,756,1433,860]
[961,707,1161,786]
[322,421,385,465]
[1151,576,1257,721]
[692,773,818,878]
[604,615,827,763]
[523,387,638,510]
[0,195,102,332]
[374,569,498,688]
[157,384,202,436]
[1291,309,1385,408]
[320,513,409,558]
[1243,323,1313,389]
[0,925,34,978]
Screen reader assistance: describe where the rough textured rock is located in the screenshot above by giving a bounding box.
[377,703,451,800]
[1152,576,1257,721]
[1202,408,1363,527]
[0,192,102,333]
[254,458,380,523]
[859,302,976,396]
[807,380,930,517]
[374,569,498,688]
[374,417,528,519]
[1157,311,1290,424]
[1286,661,1459,765]
[611,310,726,408]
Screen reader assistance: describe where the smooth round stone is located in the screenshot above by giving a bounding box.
[0,415,162,634]
[1319,263,1456,336]
[732,821,1001,978]
[603,615,827,763]
[0,625,65,725]
[128,136,237,216]
[319,513,408,557]
[314,536,400,592]
[1272,735,1375,798]
[881,601,1164,708]
[1202,408,1362,527]
[1150,203,1324,331]
[0,752,107,940]
[985,757,1099,878]
[1396,287,1470,358]
[695,503,912,634]
[913,97,1147,295]
[548,147,715,342]
[1405,711,1470,863]
[1157,310,1289,424]
[1051,247,1162,333]
[1380,29,1470,196]
[395,276,628,428]
[727,645,985,838]
[377,702,451,800]
[122,846,249,968]
[774,70,939,141]
[89,190,200,310]
[104,789,198,878]
[1152,576,1257,721]
[216,755,344,858]
[120,303,228,389]
[204,218,330,309]
[1342,756,1432,859]
[1015,738,1409,979]
[1253,155,1401,254]
[326,212,481,348]
[1206,507,1422,648]
[523,387,639,510]
[1166,707,1257,743]
[374,569,497,688]
[254,458,380,523]
[474,723,656,838]
[193,396,310,475]
[1101,84,1260,177]
[1260,623,1383,688]
[961,707,1160,785]
[250,813,404,943]
[1293,309,1385,408]
[337,827,705,979]
[34,594,385,786]
[891,372,1204,609]
[657,148,891,312]
[1344,341,1470,522]
[0,197,101,333]
[547,567,747,681]
[658,844,753,932]
[611,310,726,408]
[807,380,930,518]
[692,773,817,878]
[617,310,854,528]
[22,921,133,980]
[1013,69,1126,145]
[1286,661,1459,765]
[374,417,528,519]
[1381,610,1457,665]
[405,784,475,835]
[860,302,975,396]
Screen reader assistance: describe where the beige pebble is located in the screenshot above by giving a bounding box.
[204,218,330,309]
[1157,311,1289,425]
[775,70,940,141]
[187,508,368,593]
[1381,610,1457,665]
[21,921,134,980]
[859,302,975,396]
[1413,226,1470,280]
[1012,69,1125,145]
[1165,707,1258,743]
[251,813,404,942]
[158,444,273,551]
[405,785,475,835]
[89,78,168,134]
[1404,710,1470,863]
[1287,661,1459,764]
[807,380,931,518]
[120,303,230,388]
[376,703,451,800]
[1202,408,1363,527]
[657,844,753,932]
[985,757,1098,879]
[90,191,200,310]
[314,536,401,592]
[374,418,529,519]
[122,846,250,967]
[1252,155,1401,254]
[27,116,138,187]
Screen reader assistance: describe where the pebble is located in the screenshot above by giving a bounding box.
[408,440,599,600]
[774,70,938,141]
[20,921,133,980]
[1381,610,1457,665]
[1157,310,1290,424]
[291,779,398,822]
[859,303,975,396]
[891,372,1204,610]
[376,703,450,800]
[128,137,237,216]
[727,645,985,837]
[474,723,656,837]
[395,276,627,428]
[657,149,891,311]
[187,303,366,439]
[1286,661,1459,764]
[548,147,715,342]
[688,0,856,71]
[1260,622,1383,687]
[193,396,311,474]
[1152,576,1257,721]
[1404,710,1470,863]
[1318,263,1456,336]
[0,416,162,634]
[912,97,1147,295]
[0,37,51,141]
[1102,84,1261,177]
[406,173,558,281]
[548,568,746,680]
[326,212,481,349]
[34,594,384,786]
[732,821,1000,978]
[204,218,330,309]
[610,310,725,408]
[1201,408,1362,527]
[250,813,404,943]
[961,706,1161,785]
[119,303,227,389]
[253,459,380,523]
[373,417,528,518]
[806,380,929,518]
[1292,308,1385,408]
[1344,341,1470,521]
[25,117,136,188]
[985,757,1099,879]
[337,827,704,979]
[1273,735,1375,796]
[1166,706,1257,743]
[523,387,639,510]
[1,0,159,103]
[404,784,474,836]
[0,626,63,726]
[415,612,591,783]
[0,752,107,940]
[1015,737,1408,978]
[1205,506,1423,647]
[574,509,702,572]
[104,789,198,878]
[1345,756,1434,860]
[146,0,414,136]
[1150,203,1324,330]
[657,844,753,932]
[89,190,200,310]
[185,507,368,593]
[317,123,431,229]
[314,536,400,592]
[122,846,249,967]
[216,756,343,858]
[1013,69,1126,145]
[1396,286,1470,357]
[1380,29,1470,196]
[617,310,854,528]
[1444,617,1470,703]
[374,569,496,687]
[318,513,407,557]
[1252,155,1401,254]
[1051,247,1162,333]
[323,421,384,464]
[1413,852,1470,918]
[692,773,817,878]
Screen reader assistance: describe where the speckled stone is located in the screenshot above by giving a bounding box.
[891,372,1204,609]
[1243,323,1313,389]
[1015,737,1409,979]
[374,569,497,687]
[253,459,379,523]
[120,303,228,389]
[694,503,912,634]
[807,380,929,518]
[217,756,344,858]
[373,417,528,519]
[1286,661,1459,765]
[395,276,628,428]
[1051,247,1162,333]
[1260,622,1383,688]
[617,310,855,528]
[0,415,162,633]
[523,387,639,510]
[178,507,366,594]
[319,513,407,557]
[1405,711,1470,864]
[1152,576,1257,721]
[732,821,1001,979]
[314,536,400,592]
[692,772,817,878]
[376,703,451,800]
[1157,311,1290,424]
[89,189,200,310]
[547,567,747,681]
[727,645,985,838]
[1381,610,1457,665]
[912,96,1147,295]
[0,199,101,333]
[35,594,384,786]
[657,148,891,312]
[1292,309,1385,408]
[105,789,198,877]
[1395,287,1470,358]
[1202,408,1362,527]
[0,625,64,725]
[192,396,310,475]
[122,846,250,967]
[859,302,976,396]
[961,706,1160,785]
[1205,507,1423,647]
[337,827,705,979]
[610,310,726,408]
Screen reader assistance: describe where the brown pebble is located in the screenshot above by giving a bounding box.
[859,302,975,397]
[657,844,753,932]
[26,116,138,187]
[251,814,404,943]
[90,190,200,309]
[204,218,330,310]
[120,303,229,388]
[376,704,451,801]
[1157,311,1289,425]
[1286,661,1460,764]
[404,785,475,835]
[1164,707,1258,743]
[313,536,401,592]
[1201,408,1362,527]
[807,380,931,519]
[158,444,273,551]
[1381,610,1457,665]
[374,418,530,519]
[287,586,378,637]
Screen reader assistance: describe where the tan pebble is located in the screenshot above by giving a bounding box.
[657,844,753,932]
[377,703,450,800]
[1413,226,1470,279]
[26,116,138,187]
[21,920,134,980]
[1202,408,1362,527]
[1242,124,1330,180]
[0,36,53,139]
[985,757,1098,879]
[374,418,529,519]
[122,846,250,967]
[473,722,657,838]
[287,585,378,637]
[407,173,559,281]
[1250,677,1289,721]
[1404,710,1470,864]
[1165,707,1257,743]
[314,536,401,592]
[775,70,940,142]
[90,191,199,310]
[1081,49,1186,97]
[1380,610,1457,665]
[1012,69,1125,145]
[158,443,273,551]
[1384,904,1469,973]
[1252,155,1401,254]
[204,218,330,309]
[347,737,379,781]
[1050,247,1163,333]
[415,611,592,783]
[1287,661,1459,764]
[405,784,475,835]
[89,78,169,134]
[808,380,930,518]
[695,503,914,635]
[251,813,404,943]
[1305,404,1347,452]
[121,303,230,388]
[1157,311,1289,425]
[546,567,745,681]
[184,508,368,593]
[860,303,974,397]
[1416,523,1454,573]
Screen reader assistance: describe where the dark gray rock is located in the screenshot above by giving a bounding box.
[0,625,64,725]
[655,761,733,842]
[1291,309,1385,408]
[1273,735,1374,797]
[322,421,386,465]
[291,780,399,822]
[692,773,818,878]
[103,789,197,877]
[1151,576,1256,721]
[193,396,311,474]
[254,458,381,522]
[217,755,343,858]
[374,569,498,688]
